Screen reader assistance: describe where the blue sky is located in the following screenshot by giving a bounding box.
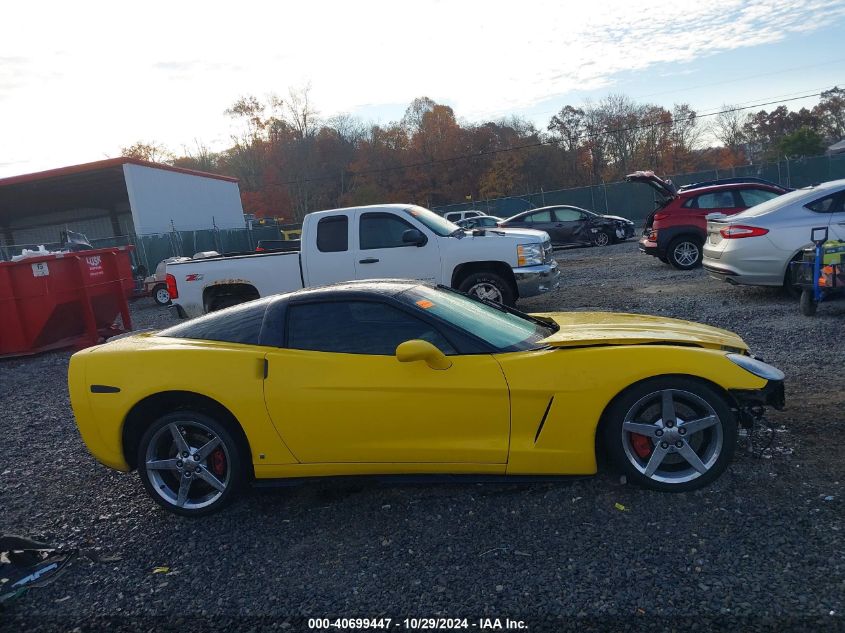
[2,0,845,177]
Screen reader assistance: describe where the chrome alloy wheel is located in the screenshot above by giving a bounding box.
[593,231,610,246]
[467,282,503,303]
[621,389,723,484]
[145,421,231,510]
[672,241,700,267]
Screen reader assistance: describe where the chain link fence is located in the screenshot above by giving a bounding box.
[433,153,845,222]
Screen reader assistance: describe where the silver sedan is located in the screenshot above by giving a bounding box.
[703,179,845,287]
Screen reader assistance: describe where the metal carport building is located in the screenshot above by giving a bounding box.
[0,158,245,262]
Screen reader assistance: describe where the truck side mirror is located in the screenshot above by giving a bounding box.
[402,229,427,247]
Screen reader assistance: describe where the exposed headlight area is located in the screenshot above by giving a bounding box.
[517,243,545,266]
[727,353,785,381]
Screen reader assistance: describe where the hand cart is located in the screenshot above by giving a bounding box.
[790,226,845,316]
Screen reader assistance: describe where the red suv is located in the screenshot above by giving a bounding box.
[627,172,788,269]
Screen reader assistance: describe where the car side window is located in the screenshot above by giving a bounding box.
[738,188,780,207]
[690,191,739,209]
[806,193,845,214]
[360,212,418,249]
[316,216,348,252]
[526,210,552,223]
[286,301,456,355]
[554,208,582,222]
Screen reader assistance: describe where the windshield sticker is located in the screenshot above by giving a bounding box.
[416,299,435,309]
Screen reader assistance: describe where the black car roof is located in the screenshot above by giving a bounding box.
[279,279,424,302]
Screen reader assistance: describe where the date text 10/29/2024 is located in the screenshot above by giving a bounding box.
[308,618,528,630]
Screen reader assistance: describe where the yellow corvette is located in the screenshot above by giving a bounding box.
[68,281,785,516]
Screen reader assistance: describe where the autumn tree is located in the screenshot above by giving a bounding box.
[813,86,845,141]
[120,140,173,163]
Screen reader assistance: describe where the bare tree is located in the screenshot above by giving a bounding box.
[711,105,748,152]
[270,84,320,140]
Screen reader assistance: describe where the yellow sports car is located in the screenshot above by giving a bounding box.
[68,281,785,516]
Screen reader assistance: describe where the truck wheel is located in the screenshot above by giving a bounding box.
[667,237,702,270]
[152,284,171,306]
[458,272,515,306]
[799,289,817,316]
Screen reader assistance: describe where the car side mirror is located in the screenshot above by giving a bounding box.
[395,339,451,370]
[402,229,427,247]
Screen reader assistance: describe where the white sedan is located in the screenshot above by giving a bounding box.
[703,179,845,288]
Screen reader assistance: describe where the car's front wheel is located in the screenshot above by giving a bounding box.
[592,230,611,247]
[137,411,246,516]
[603,377,737,492]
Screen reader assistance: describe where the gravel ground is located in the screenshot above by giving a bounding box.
[1,241,843,632]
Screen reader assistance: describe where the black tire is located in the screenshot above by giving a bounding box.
[137,411,247,517]
[602,376,737,492]
[799,289,818,316]
[782,256,803,298]
[457,271,515,306]
[592,230,611,247]
[152,283,170,306]
[667,236,703,270]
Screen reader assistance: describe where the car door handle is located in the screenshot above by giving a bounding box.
[359,258,380,264]
[555,223,564,227]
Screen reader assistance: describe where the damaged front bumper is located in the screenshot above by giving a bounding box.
[730,379,785,428]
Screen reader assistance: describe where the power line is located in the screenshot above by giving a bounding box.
[263,86,837,188]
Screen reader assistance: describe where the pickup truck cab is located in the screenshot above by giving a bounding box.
[168,204,559,318]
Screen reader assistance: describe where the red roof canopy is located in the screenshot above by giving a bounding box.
[0,157,238,187]
[0,158,239,223]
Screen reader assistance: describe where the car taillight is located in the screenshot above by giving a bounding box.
[719,225,769,239]
[166,273,178,300]
[649,230,658,241]
[256,246,265,252]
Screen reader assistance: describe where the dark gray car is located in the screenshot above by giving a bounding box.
[499,205,635,247]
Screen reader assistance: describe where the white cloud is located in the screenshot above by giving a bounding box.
[1,0,844,175]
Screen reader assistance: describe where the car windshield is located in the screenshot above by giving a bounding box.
[404,206,461,236]
[398,286,557,352]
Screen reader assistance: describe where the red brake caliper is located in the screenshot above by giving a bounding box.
[630,434,653,459]
[210,448,226,477]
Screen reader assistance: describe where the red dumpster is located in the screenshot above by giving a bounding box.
[0,246,135,358]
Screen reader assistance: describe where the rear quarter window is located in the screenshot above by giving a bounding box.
[158,299,271,345]
[806,192,845,213]
[316,216,348,252]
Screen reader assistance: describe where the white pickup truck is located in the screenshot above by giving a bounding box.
[167,204,560,318]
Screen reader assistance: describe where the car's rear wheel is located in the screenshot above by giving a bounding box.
[667,237,702,269]
[137,411,246,516]
[603,377,736,492]
[457,272,515,306]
